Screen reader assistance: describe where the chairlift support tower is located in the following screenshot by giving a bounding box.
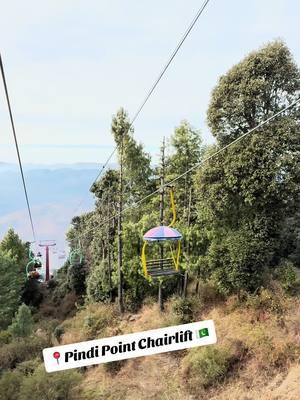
[39,240,56,281]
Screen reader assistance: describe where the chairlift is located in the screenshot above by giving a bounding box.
[69,241,84,266]
[141,187,182,278]
[26,248,43,280]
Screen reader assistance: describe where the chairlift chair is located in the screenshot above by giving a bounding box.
[26,247,43,280]
[69,242,84,266]
[141,187,182,278]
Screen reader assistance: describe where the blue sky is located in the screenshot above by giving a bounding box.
[0,0,299,164]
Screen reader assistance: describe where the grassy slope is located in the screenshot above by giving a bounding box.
[55,285,300,400]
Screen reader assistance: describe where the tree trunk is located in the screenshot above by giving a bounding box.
[108,247,113,303]
[158,280,164,312]
[158,138,165,312]
[107,192,113,303]
[183,271,188,298]
[118,133,124,314]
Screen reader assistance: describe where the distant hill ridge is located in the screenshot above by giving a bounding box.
[0,163,118,259]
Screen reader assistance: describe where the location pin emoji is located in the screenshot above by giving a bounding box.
[53,351,60,365]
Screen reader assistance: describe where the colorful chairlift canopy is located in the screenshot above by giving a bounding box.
[143,225,182,241]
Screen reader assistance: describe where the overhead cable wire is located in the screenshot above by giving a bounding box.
[130,0,211,126]
[0,54,37,242]
[70,0,212,223]
[88,0,212,189]
[88,147,117,192]
[70,165,127,224]
[74,97,300,240]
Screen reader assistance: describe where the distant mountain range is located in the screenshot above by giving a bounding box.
[0,163,113,271]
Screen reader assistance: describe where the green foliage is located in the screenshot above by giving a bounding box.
[0,370,24,400]
[53,325,65,343]
[0,336,48,369]
[81,305,117,339]
[166,121,203,214]
[51,265,72,302]
[103,360,126,375]
[67,107,155,312]
[8,304,33,338]
[0,359,81,400]
[0,228,28,265]
[171,297,194,324]
[0,230,29,329]
[207,40,300,145]
[195,41,300,294]
[278,210,300,267]
[86,260,113,303]
[111,108,152,197]
[168,121,202,172]
[62,43,300,323]
[1,40,300,400]
[184,339,246,391]
[0,329,12,345]
[22,278,43,307]
[274,261,298,293]
[15,358,41,375]
[59,304,118,344]
[68,261,87,296]
[18,364,82,400]
[0,251,23,329]
[215,229,269,293]
[184,345,232,388]
[121,254,153,312]
[196,281,225,306]
[245,288,286,315]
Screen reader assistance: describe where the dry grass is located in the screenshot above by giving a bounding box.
[75,303,189,400]
[58,290,300,400]
[82,354,187,400]
[60,303,119,345]
[60,301,175,345]
[209,365,300,400]
[199,294,300,398]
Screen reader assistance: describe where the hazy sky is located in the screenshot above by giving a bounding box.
[0,0,299,164]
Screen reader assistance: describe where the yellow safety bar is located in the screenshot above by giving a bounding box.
[169,187,180,271]
[141,242,148,278]
[176,240,181,271]
[169,240,181,271]
[141,187,180,278]
[169,244,176,268]
[168,187,176,227]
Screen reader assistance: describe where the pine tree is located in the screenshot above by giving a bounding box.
[195,41,300,293]
[8,304,33,338]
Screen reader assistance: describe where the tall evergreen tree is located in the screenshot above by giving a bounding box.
[0,230,28,328]
[207,40,300,145]
[8,303,33,338]
[0,228,28,268]
[111,108,152,200]
[195,41,300,293]
[166,120,203,218]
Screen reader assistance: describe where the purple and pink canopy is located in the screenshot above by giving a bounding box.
[143,225,182,241]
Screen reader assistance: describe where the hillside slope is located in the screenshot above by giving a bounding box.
[50,285,300,400]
